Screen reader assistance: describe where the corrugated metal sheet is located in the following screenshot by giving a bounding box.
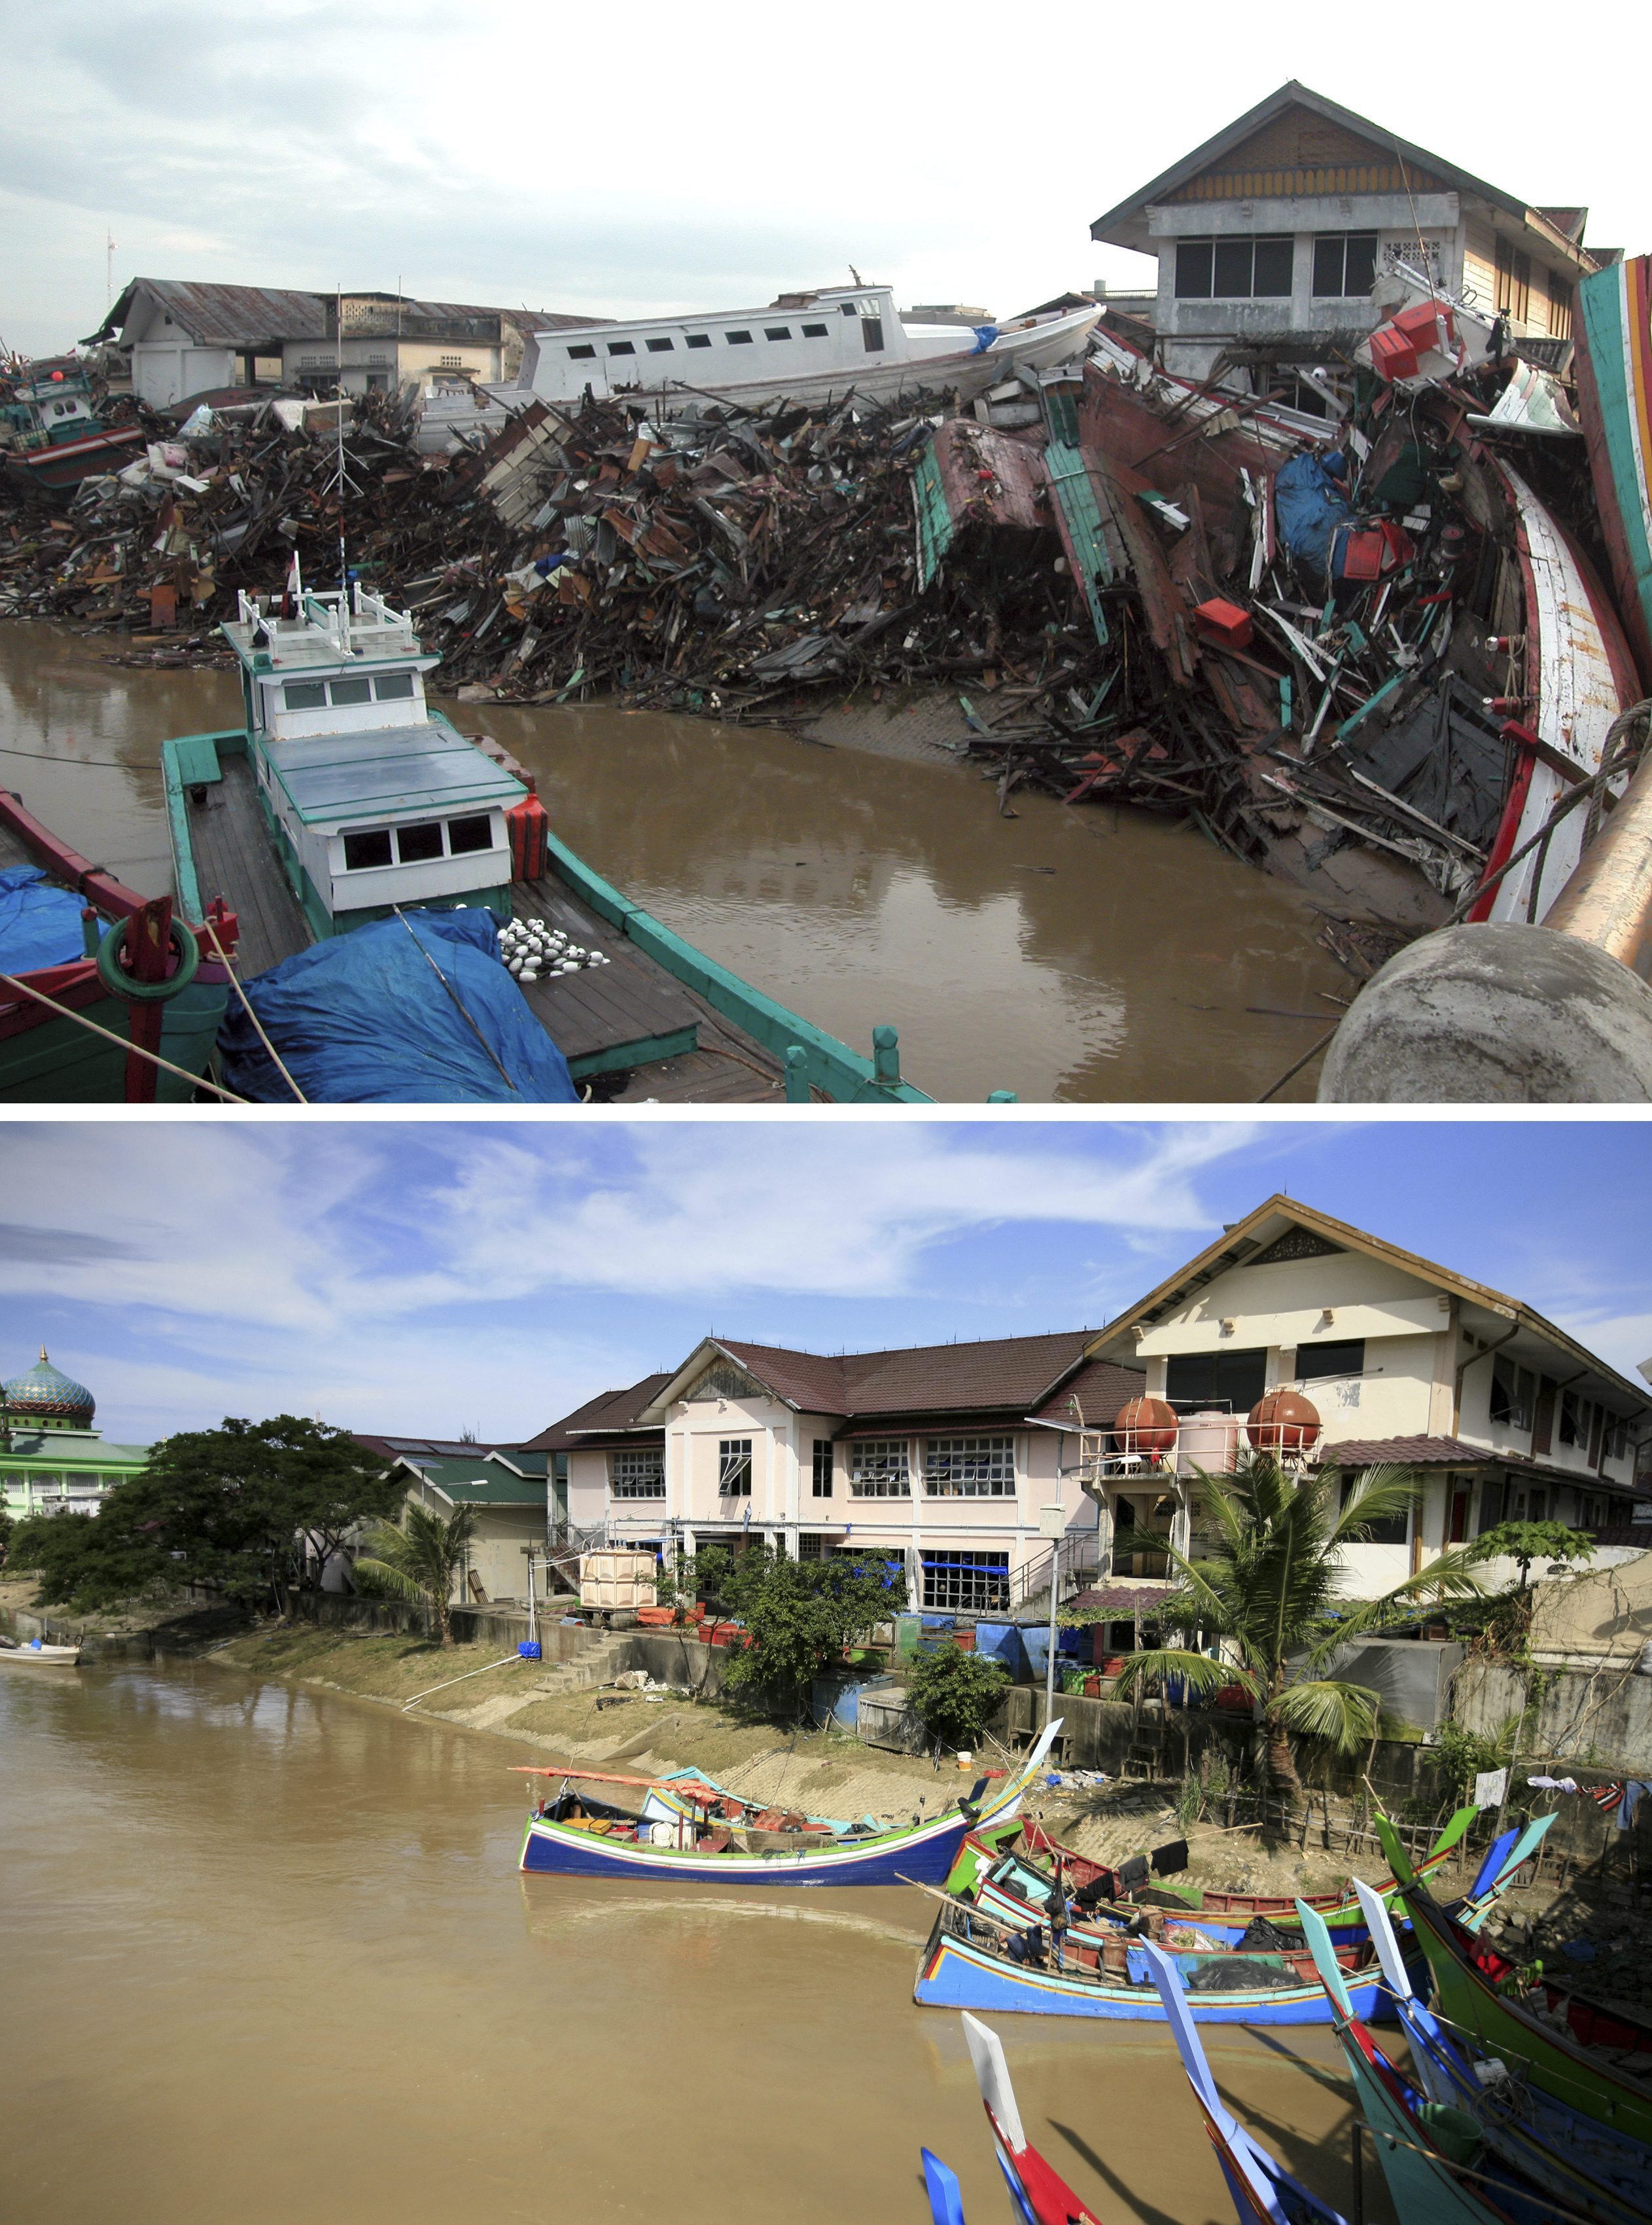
[1043,441,1122,647]
[93,279,329,347]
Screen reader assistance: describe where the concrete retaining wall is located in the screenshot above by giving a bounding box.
[1451,1654,1652,1773]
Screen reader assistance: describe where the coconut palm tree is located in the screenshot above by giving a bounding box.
[1112,1453,1486,1807]
[354,1502,478,1645]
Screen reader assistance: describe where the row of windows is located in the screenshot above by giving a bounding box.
[6,1470,105,1491]
[283,671,416,711]
[567,317,844,364]
[1160,1340,1366,1414]
[340,815,496,873]
[610,1434,1019,1501]
[1173,231,1379,301]
[1486,1359,1626,1462]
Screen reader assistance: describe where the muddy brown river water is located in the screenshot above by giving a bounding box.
[0,1661,1388,2225]
[0,622,1352,1101]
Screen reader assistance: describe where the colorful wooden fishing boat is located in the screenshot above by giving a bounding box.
[516,1721,1060,1885]
[1,357,147,492]
[945,1804,1483,1949]
[1350,1874,1652,2225]
[0,785,235,1101]
[1574,253,1652,689]
[1379,1815,1652,2148]
[919,2012,1104,2225]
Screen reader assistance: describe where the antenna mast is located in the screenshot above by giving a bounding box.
[334,285,350,646]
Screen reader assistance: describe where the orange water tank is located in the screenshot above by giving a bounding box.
[1246,1389,1322,1455]
[1112,1395,1178,1457]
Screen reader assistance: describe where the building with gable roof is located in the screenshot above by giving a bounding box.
[1091,82,1604,391]
[352,1434,550,1606]
[0,1348,149,1521]
[527,1334,1144,1616]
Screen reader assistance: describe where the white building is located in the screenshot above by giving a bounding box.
[1091,82,1602,394]
[529,1199,1649,1640]
[528,1335,1146,1618]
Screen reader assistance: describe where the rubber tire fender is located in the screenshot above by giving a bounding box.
[95,914,200,1003]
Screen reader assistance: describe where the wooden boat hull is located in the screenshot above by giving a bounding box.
[4,424,147,491]
[1575,254,1652,689]
[913,1918,1385,2023]
[0,1643,82,1665]
[1471,461,1640,926]
[520,1804,989,1886]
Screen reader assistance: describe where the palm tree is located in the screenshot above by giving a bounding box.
[1112,1453,1486,1808]
[354,1502,478,1645]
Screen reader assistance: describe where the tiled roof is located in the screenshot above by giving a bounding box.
[1068,1582,1180,1616]
[1029,1359,1147,1428]
[1320,1437,1642,1493]
[522,1375,675,1450]
[722,1330,1097,1416]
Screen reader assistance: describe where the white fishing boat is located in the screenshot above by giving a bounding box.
[514,285,1099,415]
[0,1637,83,1666]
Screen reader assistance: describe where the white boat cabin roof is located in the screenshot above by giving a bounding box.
[224,586,438,680]
[267,725,525,830]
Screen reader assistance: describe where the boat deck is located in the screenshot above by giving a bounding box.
[183,751,784,1102]
[184,753,310,979]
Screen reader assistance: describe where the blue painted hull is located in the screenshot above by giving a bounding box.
[914,1927,1386,2025]
[520,1810,977,1887]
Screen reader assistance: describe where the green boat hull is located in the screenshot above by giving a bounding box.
[0,976,226,1103]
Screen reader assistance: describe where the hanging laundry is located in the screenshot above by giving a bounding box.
[1473,1768,1509,1809]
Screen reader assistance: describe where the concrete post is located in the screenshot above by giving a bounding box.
[1318,924,1652,1101]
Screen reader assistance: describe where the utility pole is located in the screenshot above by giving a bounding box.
[1039,1504,1066,1744]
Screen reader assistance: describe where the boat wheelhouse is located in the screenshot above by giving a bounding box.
[516,285,1099,413]
[220,582,525,938]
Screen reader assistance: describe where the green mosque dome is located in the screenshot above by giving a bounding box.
[3,1347,95,1427]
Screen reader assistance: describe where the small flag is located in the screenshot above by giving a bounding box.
[282,549,302,617]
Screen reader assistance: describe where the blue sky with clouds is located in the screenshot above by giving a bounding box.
[3,1,1645,356]
[1,1120,1647,1448]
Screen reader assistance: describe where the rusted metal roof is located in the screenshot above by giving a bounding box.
[89,279,328,347]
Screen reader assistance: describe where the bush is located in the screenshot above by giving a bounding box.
[905,1642,1011,1751]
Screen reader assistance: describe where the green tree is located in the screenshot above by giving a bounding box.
[0,1505,12,1570]
[10,1417,400,1615]
[689,1542,896,1715]
[353,1501,478,1645]
[905,1641,1011,1752]
[1111,1453,1486,1807]
[1466,1521,1595,1591]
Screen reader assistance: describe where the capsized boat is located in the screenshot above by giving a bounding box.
[0,785,235,1102]
[1379,1813,1652,2148]
[1350,1876,1652,2225]
[165,576,950,1103]
[515,1721,1060,1886]
[515,285,1099,417]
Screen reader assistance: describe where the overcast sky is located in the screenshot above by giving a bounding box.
[3,1,1645,359]
[1,1120,1647,1448]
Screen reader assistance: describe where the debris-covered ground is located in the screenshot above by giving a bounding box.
[4,287,1641,971]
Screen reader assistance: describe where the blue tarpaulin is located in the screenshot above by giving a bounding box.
[220,907,578,1102]
[0,866,88,974]
[1273,452,1354,580]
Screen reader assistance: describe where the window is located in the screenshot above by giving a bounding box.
[1490,1357,1536,1431]
[1494,238,1532,323]
[367,353,389,367]
[330,675,372,707]
[841,303,856,316]
[849,1438,910,1498]
[801,322,828,338]
[1165,1348,1267,1412]
[611,1448,665,1499]
[685,334,711,349]
[1340,1476,1411,1545]
[645,336,675,352]
[567,344,596,359]
[373,671,415,701]
[924,1435,1015,1498]
[811,1440,834,1498]
[447,814,493,855]
[1312,234,1379,298]
[1547,271,1573,340]
[607,340,636,356]
[283,680,328,711]
[342,828,393,871]
[1299,1338,1365,1381]
[1174,236,1293,300]
[860,316,885,351]
[718,1438,752,1495]
[922,1550,1009,1614]
[395,822,444,864]
[1559,1391,1589,1448]
[764,326,792,341]
[726,330,754,345]
[796,1532,826,1559]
